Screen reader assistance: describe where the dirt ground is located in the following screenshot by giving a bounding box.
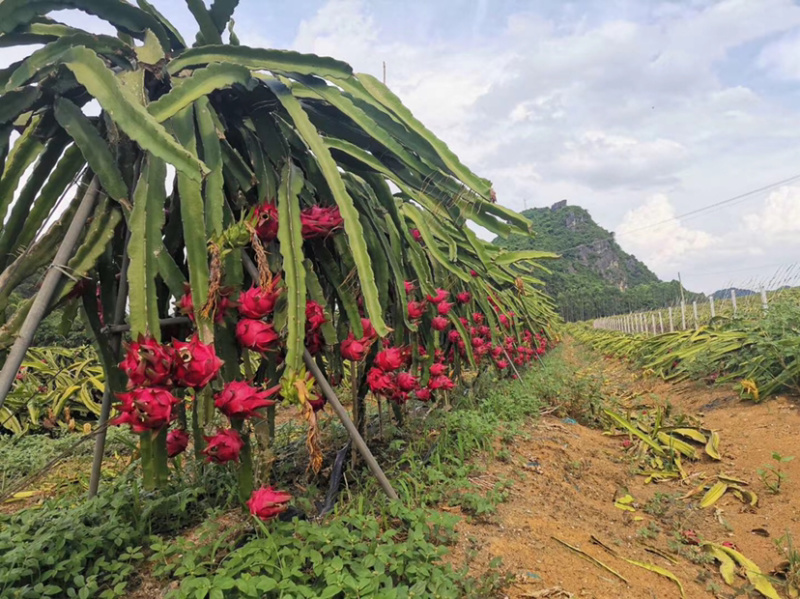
[447,341,800,599]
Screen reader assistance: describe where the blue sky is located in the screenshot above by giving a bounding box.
[4,0,800,293]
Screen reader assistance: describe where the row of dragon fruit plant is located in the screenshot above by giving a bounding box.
[0,0,559,521]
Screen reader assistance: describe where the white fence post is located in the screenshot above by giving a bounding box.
[680,300,687,330]
[668,306,674,332]
[731,289,737,317]
[709,295,715,318]
[693,301,699,329]
[761,287,769,312]
[659,311,664,333]
[651,313,656,335]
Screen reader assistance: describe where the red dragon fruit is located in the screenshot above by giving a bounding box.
[426,289,449,304]
[300,205,344,239]
[253,202,279,241]
[214,380,281,419]
[236,319,280,354]
[375,347,404,371]
[247,486,292,520]
[202,429,244,464]
[237,281,282,319]
[119,336,174,388]
[112,387,180,432]
[396,372,419,392]
[431,316,449,331]
[407,301,426,320]
[172,336,223,389]
[305,300,327,330]
[341,334,369,361]
[167,429,190,457]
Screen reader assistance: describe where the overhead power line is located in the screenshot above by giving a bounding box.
[620,172,800,235]
[546,171,800,257]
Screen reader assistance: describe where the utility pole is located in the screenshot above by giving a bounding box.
[677,272,686,307]
[382,61,386,85]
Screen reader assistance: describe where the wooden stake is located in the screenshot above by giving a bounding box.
[304,349,399,501]
[351,363,358,467]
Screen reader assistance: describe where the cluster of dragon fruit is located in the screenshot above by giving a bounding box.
[110,202,551,520]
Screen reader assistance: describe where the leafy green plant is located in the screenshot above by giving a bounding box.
[2,346,105,434]
[758,452,794,494]
[0,471,236,598]
[163,504,509,599]
[569,295,800,401]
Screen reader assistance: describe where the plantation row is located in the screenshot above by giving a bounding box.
[0,0,560,529]
[570,296,800,400]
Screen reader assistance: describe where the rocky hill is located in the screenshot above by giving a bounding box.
[505,200,658,290]
[495,201,703,320]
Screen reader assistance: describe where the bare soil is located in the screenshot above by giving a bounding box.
[446,341,800,599]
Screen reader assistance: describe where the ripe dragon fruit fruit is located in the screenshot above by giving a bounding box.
[172,336,223,389]
[119,336,174,388]
[214,380,281,419]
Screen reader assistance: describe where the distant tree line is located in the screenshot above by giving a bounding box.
[556,279,706,322]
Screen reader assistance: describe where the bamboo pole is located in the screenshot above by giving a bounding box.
[0,178,100,410]
[304,349,399,501]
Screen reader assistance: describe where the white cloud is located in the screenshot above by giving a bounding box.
[293,0,379,62]
[616,194,717,272]
[551,131,688,189]
[742,185,800,240]
[758,29,800,80]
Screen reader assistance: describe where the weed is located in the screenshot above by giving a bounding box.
[668,537,715,565]
[758,452,794,494]
[705,580,722,596]
[643,492,680,518]
[636,522,661,540]
[774,531,800,594]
